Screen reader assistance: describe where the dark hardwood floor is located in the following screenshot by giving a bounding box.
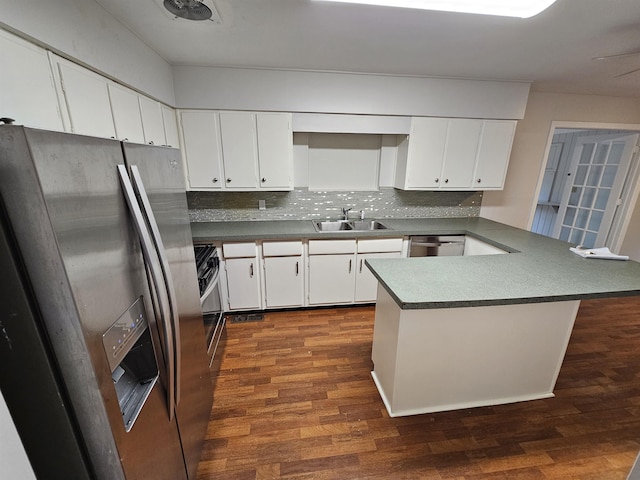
[196,296,640,479]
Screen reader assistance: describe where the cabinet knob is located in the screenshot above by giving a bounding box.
[261,177,266,183]
[444,178,449,183]
[212,177,218,183]
[435,178,439,183]
[477,178,482,183]
[148,141,154,145]
[226,178,232,183]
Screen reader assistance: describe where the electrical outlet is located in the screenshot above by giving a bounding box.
[258,200,266,210]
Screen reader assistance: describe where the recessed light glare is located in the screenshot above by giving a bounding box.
[313,0,557,18]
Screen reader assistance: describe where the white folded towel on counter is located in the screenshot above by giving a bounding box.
[569,246,629,261]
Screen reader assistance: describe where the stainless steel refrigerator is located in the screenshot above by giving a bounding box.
[0,126,213,479]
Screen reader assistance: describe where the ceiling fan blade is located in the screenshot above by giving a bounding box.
[614,66,640,78]
[592,51,640,61]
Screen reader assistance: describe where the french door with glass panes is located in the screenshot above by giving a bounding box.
[553,133,639,248]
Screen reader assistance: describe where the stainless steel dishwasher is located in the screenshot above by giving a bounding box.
[409,235,465,257]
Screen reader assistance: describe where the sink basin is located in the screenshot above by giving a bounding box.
[314,221,353,231]
[312,220,391,232]
[350,220,389,231]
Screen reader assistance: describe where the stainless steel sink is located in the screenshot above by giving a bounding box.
[312,220,391,232]
[314,221,353,231]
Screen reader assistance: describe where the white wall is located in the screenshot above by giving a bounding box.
[0,0,175,105]
[481,92,640,234]
[0,390,36,480]
[172,66,530,119]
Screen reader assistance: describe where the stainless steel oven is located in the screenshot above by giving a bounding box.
[194,244,226,370]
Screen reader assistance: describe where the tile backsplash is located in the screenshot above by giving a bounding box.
[188,188,482,222]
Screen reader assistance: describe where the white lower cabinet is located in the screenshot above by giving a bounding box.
[222,243,261,311]
[355,252,402,302]
[308,238,403,306]
[262,241,304,308]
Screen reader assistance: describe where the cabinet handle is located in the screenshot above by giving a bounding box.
[250,263,254,278]
[348,259,352,274]
[477,178,482,183]
[261,177,266,183]
[295,261,299,276]
[435,178,439,183]
[359,259,363,273]
[212,177,218,183]
[226,178,232,183]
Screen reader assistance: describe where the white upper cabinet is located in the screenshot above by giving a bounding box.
[394,117,516,191]
[473,120,517,189]
[0,30,63,131]
[139,96,166,146]
[162,106,180,148]
[180,110,294,191]
[256,113,293,189]
[180,111,224,189]
[108,83,145,143]
[56,59,116,139]
[219,112,259,188]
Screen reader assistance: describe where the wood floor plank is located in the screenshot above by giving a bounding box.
[197,298,640,479]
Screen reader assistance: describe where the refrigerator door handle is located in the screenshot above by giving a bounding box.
[129,165,181,406]
[117,165,176,421]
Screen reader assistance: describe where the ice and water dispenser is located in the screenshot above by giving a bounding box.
[102,296,159,432]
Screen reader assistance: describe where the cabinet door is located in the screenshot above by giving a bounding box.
[0,30,63,131]
[354,252,402,303]
[225,257,261,310]
[219,112,258,188]
[308,254,356,305]
[404,117,448,189]
[139,96,166,146]
[256,113,293,190]
[57,61,116,138]
[440,119,482,189]
[108,83,145,143]
[180,111,224,189]
[263,256,304,308]
[473,120,516,189]
[162,106,180,148]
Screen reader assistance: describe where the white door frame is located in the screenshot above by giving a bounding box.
[528,121,640,252]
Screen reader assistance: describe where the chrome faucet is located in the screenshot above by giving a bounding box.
[341,207,352,220]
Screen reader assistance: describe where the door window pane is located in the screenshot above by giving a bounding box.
[593,144,609,164]
[568,187,581,206]
[559,227,571,242]
[586,165,603,186]
[581,188,596,208]
[579,144,594,164]
[583,231,597,248]
[601,165,618,188]
[607,143,624,165]
[563,207,576,226]
[575,209,589,229]
[594,189,611,209]
[570,229,583,245]
[588,210,603,231]
[574,165,588,185]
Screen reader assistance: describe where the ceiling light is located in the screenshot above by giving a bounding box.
[312,0,557,18]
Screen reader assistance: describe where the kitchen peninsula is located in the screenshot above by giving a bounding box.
[191,217,640,417]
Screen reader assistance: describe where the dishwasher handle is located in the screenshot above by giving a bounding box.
[411,241,464,247]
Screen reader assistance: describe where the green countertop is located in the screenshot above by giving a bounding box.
[190,217,640,309]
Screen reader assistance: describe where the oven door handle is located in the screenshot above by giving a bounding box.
[200,270,220,306]
[129,165,181,407]
[117,165,176,421]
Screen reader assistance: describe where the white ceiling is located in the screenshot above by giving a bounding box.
[94,0,640,97]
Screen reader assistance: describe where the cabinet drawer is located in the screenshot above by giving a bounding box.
[262,241,303,257]
[222,242,256,258]
[308,239,356,255]
[357,238,403,253]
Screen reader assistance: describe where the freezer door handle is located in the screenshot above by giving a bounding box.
[129,165,181,407]
[117,165,176,421]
